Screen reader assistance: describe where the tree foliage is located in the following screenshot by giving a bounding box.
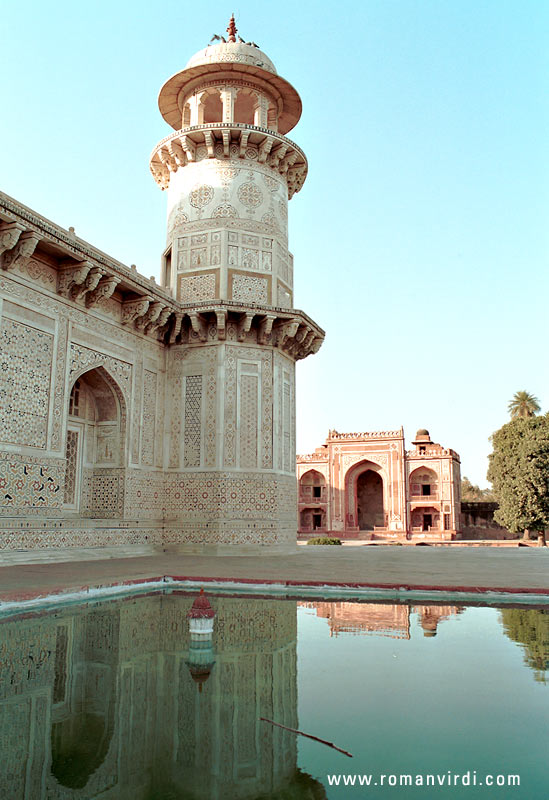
[500,608,549,683]
[508,390,541,419]
[487,415,549,534]
[461,476,494,502]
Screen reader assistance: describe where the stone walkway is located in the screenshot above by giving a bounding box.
[0,546,548,603]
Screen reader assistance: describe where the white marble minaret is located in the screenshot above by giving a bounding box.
[150,17,323,550]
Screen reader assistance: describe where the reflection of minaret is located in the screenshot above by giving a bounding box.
[0,594,326,799]
[414,606,462,637]
[171,596,299,797]
[186,588,216,692]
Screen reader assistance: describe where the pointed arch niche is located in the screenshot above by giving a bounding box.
[63,366,127,517]
[299,469,326,503]
[344,460,386,531]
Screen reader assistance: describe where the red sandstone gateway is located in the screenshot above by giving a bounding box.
[297,428,461,542]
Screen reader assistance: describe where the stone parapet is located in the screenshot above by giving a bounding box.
[328,429,404,441]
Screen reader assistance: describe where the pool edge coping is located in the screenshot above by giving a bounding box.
[1,574,549,616]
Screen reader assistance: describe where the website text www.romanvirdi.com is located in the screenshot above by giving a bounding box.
[326,772,520,789]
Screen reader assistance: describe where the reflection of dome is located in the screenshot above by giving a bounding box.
[188,587,216,619]
[187,590,216,691]
[421,616,439,636]
[188,587,216,636]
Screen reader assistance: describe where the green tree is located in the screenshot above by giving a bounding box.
[508,390,541,419]
[461,476,494,502]
[500,608,549,683]
[487,415,549,543]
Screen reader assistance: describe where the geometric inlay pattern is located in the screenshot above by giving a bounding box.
[283,374,292,473]
[0,318,53,448]
[184,375,202,468]
[239,373,258,469]
[180,274,216,303]
[63,429,79,506]
[0,452,63,512]
[231,275,268,304]
[141,370,157,466]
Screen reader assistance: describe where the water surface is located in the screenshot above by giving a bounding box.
[0,592,547,799]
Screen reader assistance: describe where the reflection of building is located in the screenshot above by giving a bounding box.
[0,593,326,799]
[297,428,461,541]
[301,602,462,638]
[0,17,323,562]
[302,602,412,639]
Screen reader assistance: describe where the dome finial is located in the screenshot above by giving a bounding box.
[227,13,237,43]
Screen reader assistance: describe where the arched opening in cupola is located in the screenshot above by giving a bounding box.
[199,90,223,124]
[182,102,191,127]
[267,103,278,131]
[234,88,257,125]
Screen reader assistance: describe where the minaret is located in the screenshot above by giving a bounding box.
[150,18,324,551]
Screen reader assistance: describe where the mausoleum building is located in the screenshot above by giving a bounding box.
[0,18,323,562]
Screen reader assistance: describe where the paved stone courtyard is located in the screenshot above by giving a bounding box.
[1,547,548,604]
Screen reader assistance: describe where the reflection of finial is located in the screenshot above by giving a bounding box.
[227,14,237,42]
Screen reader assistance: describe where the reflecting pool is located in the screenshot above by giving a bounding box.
[0,592,548,799]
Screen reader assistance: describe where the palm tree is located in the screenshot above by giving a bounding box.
[508,391,541,419]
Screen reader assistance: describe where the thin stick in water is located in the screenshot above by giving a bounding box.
[260,717,353,758]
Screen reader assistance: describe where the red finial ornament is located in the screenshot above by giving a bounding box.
[227,14,237,43]
[188,588,216,619]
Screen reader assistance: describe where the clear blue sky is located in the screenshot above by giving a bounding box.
[1,0,547,486]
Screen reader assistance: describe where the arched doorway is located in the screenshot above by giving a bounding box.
[356,470,384,530]
[299,507,326,532]
[411,506,441,532]
[64,367,126,516]
[344,460,386,531]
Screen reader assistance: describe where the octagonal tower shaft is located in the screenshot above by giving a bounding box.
[151,24,323,551]
[151,36,307,309]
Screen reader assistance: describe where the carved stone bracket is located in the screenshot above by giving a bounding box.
[258,313,276,345]
[169,312,184,343]
[274,318,300,348]
[135,300,164,330]
[85,275,120,307]
[121,295,152,325]
[215,309,228,340]
[237,312,255,341]
[71,266,103,302]
[150,125,307,198]
[0,221,26,257]
[57,260,93,297]
[2,231,41,271]
[173,303,324,359]
[188,311,208,342]
[146,305,172,336]
[309,337,323,354]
